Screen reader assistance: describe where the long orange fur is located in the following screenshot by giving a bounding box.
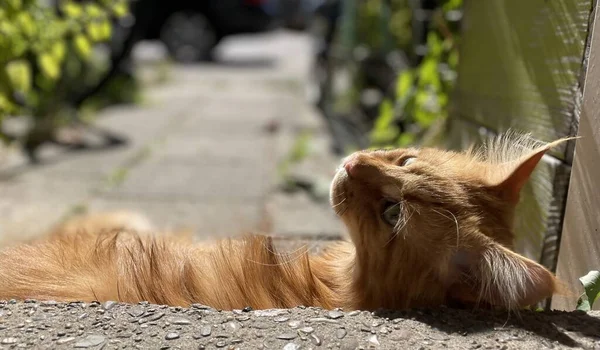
[0,133,573,310]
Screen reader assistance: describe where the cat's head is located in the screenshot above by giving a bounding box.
[330,134,571,310]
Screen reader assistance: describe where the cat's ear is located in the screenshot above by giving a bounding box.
[492,138,572,203]
[448,241,557,309]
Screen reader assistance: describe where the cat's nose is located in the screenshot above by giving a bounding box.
[342,153,360,177]
[344,159,356,177]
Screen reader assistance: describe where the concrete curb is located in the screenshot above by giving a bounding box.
[1,301,599,349]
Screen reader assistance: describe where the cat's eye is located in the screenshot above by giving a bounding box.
[401,157,417,166]
[381,201,402,226]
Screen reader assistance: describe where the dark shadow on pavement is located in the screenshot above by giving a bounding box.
[0,126,128,181]
[178,56,277,69]
[375,307,600,348]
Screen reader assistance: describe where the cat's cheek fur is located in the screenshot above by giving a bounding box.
[447,241,557,309]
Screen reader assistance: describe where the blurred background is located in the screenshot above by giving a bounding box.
[0,0,462,243]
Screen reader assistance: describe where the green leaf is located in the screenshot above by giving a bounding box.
[418,58,438,87]
[62,2,83,18]
[397,133,416,147]
[6,59,31,93]
[84,3,103,18]
[370,99,399,145]
[99,20,112,40]
[74,35,92,59]
[443,0,463,11]
[375,99,394,132]
[16,12,35,37]
[427,32,443,57]
[111,2,128,18]
[38,53,60,80]
[51,41,66,62]
[396,70,414,100]
[5,0,23,11]
[0,92,16,116]
[577,270,600,311]
[87,20,112,42]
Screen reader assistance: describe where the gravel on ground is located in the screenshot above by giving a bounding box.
[0,300,599,349]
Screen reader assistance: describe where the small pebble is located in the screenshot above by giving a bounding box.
[128,307,145,318]
[368,335,380,346]
[74,335,106,348]
[165,332,180,340]
[57,337,76,344]
[170,318,191,325]
[1,338,17,345]
[277,333,297,340]
[103,301,117,311]
[283,343,300,350]
[254,309,287,317]
[370,320,383,327]
[274,316,290,323]
[288,320,302,329]
[341,338,359,350]
[299,327,314,334]
[327,310,344,319]
[227,321,240,331]
[308,317,339,324]
[336,328,347,339]
[200,326,212,337]
[310,334,322,346]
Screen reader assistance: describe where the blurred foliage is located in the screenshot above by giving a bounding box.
[370,0,463,147]
[0,0,130,138]
[356,0,412,52]
[332,0,412,116]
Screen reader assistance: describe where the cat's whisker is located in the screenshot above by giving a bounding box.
[400,207,415,241]
[337,205,349,217]
[331,198,346,208]
[432,208,461,248]
[332,199,349,216]
[385,204,414,246]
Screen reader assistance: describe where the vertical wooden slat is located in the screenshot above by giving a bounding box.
[553,0,600,311]
[446,0,594,270]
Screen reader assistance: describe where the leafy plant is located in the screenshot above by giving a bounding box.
[356,0,412,52]
[577,270,600,311]
[0,0,130,144]
[370,0,463,147]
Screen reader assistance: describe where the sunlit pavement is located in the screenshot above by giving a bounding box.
[0,29,342,245]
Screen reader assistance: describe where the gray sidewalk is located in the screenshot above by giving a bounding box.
[0,30,343,244]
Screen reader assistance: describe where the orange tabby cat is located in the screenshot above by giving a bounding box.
[0,134,571,310]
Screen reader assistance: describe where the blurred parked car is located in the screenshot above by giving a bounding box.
[140,0,279,62]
